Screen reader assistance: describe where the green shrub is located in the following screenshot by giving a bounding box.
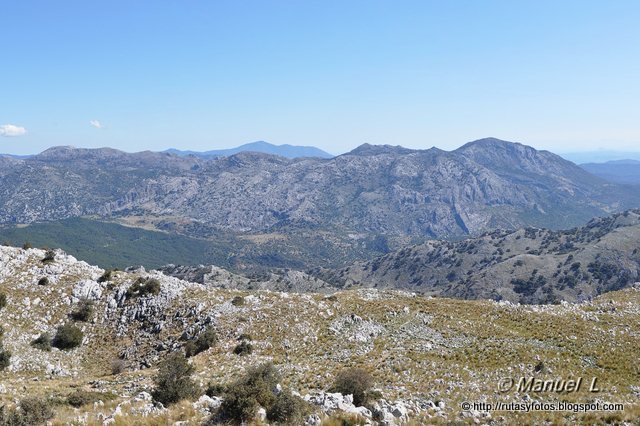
[52,324,83,350]
[0,397,55,425]
[205,383,226,397]
[233,341,253,356]
[0,293,6,310]
[151,352,198,406]
[30,333,52,351]
[41,250,56,264]
[231,295,245,306]
[67,390,116,407]
[22,241,32,250]
[97,269,114,283]
[266,390,308,424]
[185,326,217,358]
[331,368,374,406]
[219,362,280,423]
[70,298,94,322]
[219,384,258,422]
[126,277,161,299]
[0,347,11,371]
[37,277,49,286]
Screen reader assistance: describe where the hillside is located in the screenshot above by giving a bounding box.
[0,217,391,271]
[314,210,640,304]
[0,246,638,424]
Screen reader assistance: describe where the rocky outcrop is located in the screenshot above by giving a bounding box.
[158,264,336,293]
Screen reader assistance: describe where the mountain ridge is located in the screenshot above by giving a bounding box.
[165,140,334,159]
[1,138,639,271]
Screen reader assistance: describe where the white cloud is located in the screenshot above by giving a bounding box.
[0,124,27,137]
[90,120,103,129]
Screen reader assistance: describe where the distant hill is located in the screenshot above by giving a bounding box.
[580,159,640,184]
[165,140,334,159]
[0,153,32,159]
[560,150,640,164]
[313,209,640,304]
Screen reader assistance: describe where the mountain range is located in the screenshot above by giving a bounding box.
[164,140,333,159]
[560,150,640,164]
[1,138,640,271]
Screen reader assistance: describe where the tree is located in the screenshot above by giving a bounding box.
[52,324,83,350]
[151,352,198,405]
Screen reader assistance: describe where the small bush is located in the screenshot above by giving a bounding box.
[238,333,253,341]
[266,390,308,424]
[185,326,217,358]
[231,295,245,306]
[0,347,11,371]
[331,368,374,406]
[534,360,546,373]
[52,324,83,350]
[67,390,116,407]
[151,352,198,406]
[205,383,226,397]
[97,269,115,283]
[0,397,55,425]
[30,333,52,351]
[233,341,253,356]
[111,358,126,375]
[41,250,56,264]
[70,298,94,322]
[0,293,6,310]
[219,362,280,423]
[183,341,198,358]
[22,241,32,250]
[126,277,161,299]
[37,277,49,286]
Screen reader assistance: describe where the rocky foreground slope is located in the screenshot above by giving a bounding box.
[1,246,639,424]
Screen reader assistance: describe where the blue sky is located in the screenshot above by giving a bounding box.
[1,0,639,155]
